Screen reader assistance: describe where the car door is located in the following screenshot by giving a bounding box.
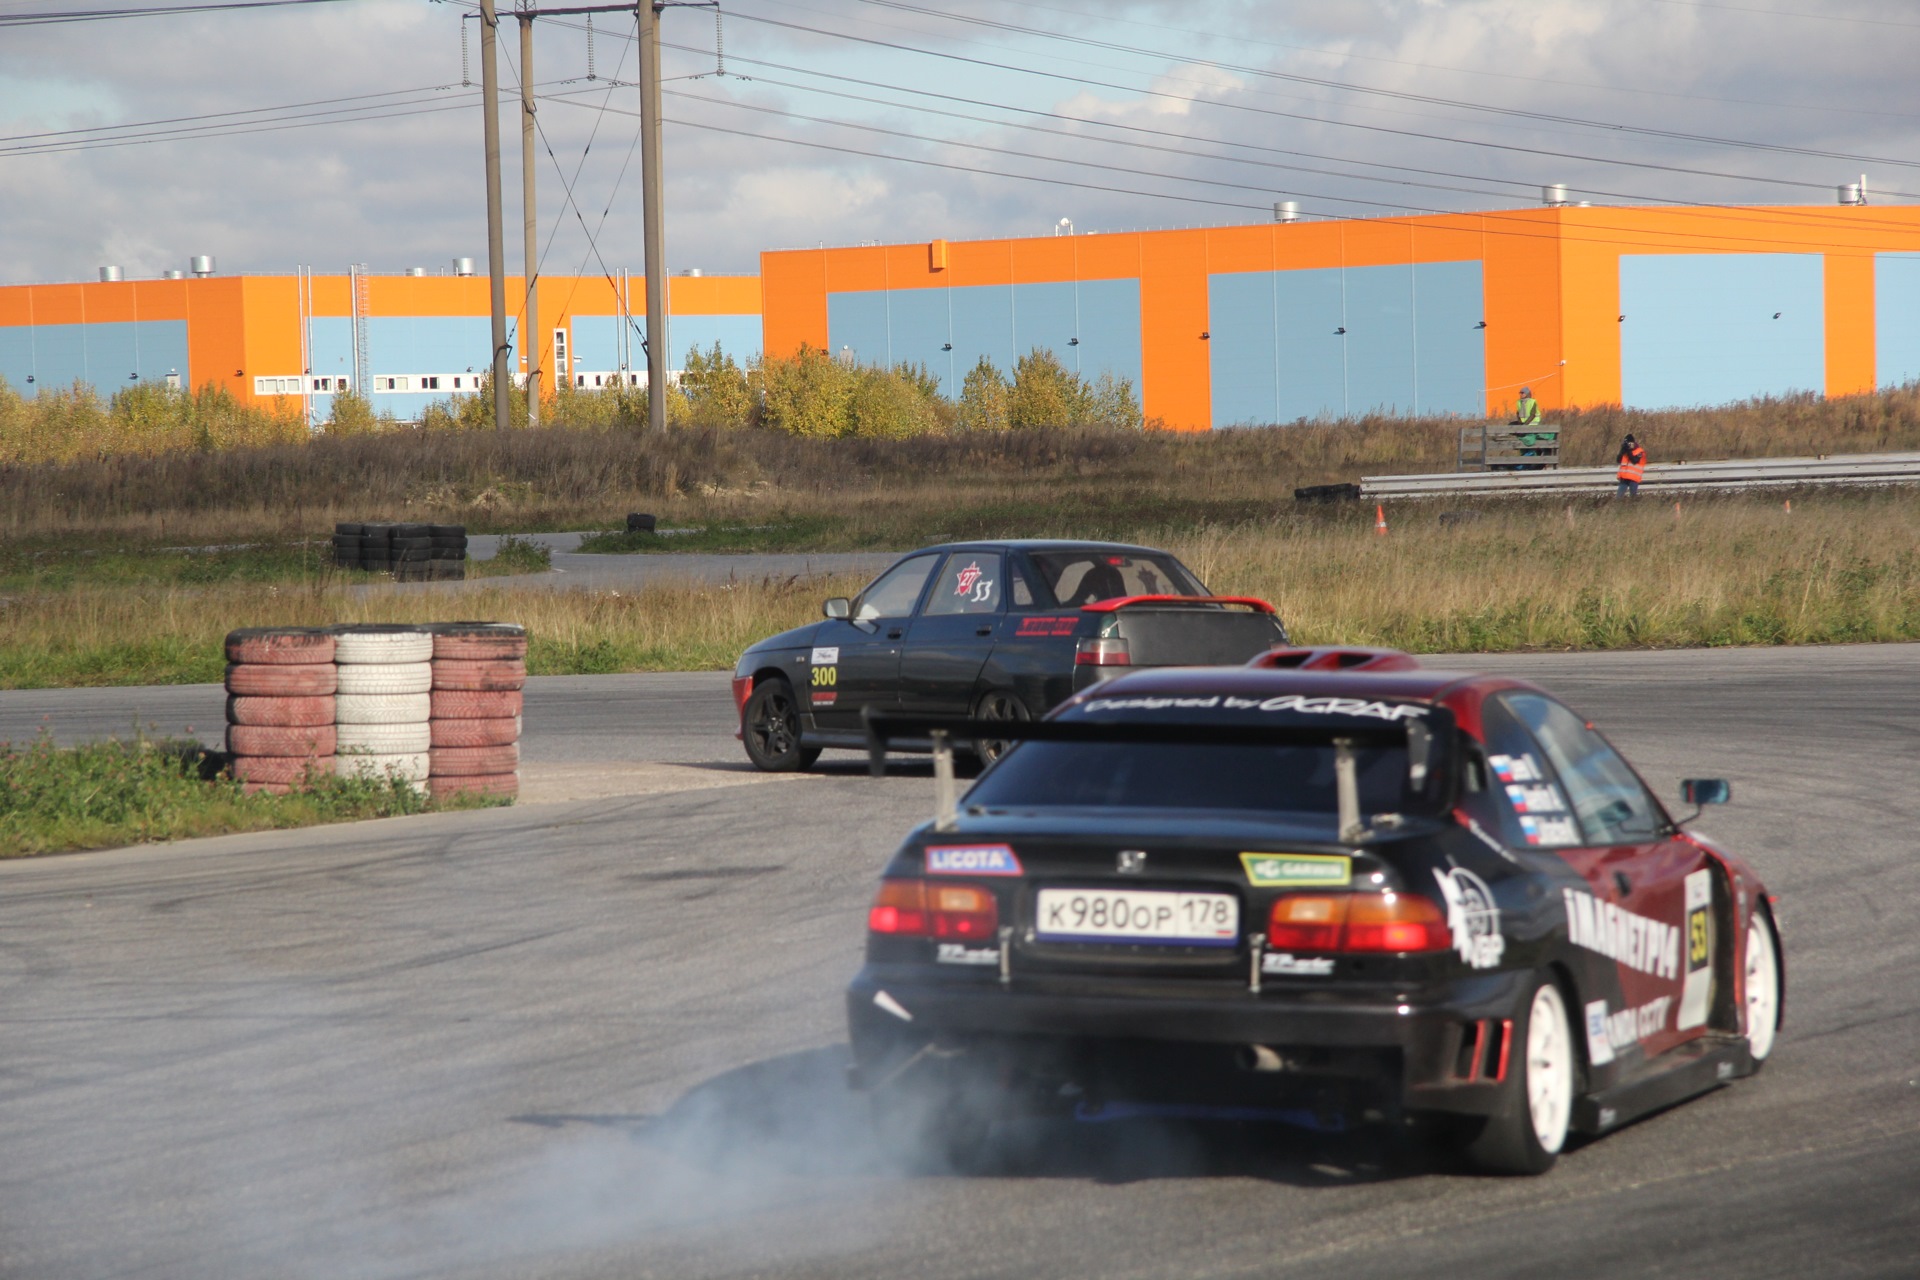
[1494,692,1716,1066]
[899,551,1004,714]
[810,554,938,731]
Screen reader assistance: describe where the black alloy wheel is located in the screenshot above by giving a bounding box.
[972,689,1031,765]
[742,679,821,772]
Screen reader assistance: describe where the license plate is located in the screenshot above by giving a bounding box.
[1034,887,1239,946]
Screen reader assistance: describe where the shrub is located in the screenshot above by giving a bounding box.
[958,357,1011,432]
[681,344,753,426]
[325,388,391,436]
[759,345,856,438]
[1008,348,1089,429]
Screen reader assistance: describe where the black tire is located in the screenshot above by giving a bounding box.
[1462,971,1577,1176]
[429,524,466,539]
[741,679,820,773]
[334,522,365,536]
[972,688,1031,765]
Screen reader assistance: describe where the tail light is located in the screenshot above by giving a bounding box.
[1075,636,1131,667]
[867,880,999,940]
[1267,892,1448,954]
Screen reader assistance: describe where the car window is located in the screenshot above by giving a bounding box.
[1031,551,1205,607]
[1009,559,1037,608]
[1501,692,1664,845]
[1461,700,1581,848]
[855,555,937,621]
[925,552,1005,616]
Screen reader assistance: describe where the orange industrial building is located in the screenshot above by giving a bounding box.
[6,203,1920,430]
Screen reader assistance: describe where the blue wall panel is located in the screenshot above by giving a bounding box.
[668,314,762,367]
[568,316,621,373]
[0,327,32,392]
[949,285,1014,382]
[1076,278,1143,396]
[1620,253,1825,409]
[887,288,953,387]
[34,324,87,393]
[1208,272,1278,427]
[1876,253,1920,388]
[1011,282,1077,368]
[0,320,190,397]
[133,320,189,387]
[827,290,890,367]
[87,322,140,389]
[309,317,353,386]
[1272,267,1348,423]
[1344,264,1416,416]
[1413,260,1485,416]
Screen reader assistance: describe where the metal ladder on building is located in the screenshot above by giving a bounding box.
[349,264,372,395]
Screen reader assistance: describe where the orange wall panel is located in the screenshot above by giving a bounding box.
[133,280,191,322]
[0,287,32,328]
[1824,253,1876,398]
[948,239,1013,287]
[30,285,85,327]
[760,250,829,357]
[309,275,352,317]
[1340,218,1416,268]
[81,282,138,324]
[667,275,762,316]
[1071,233,1141,282]
[1271,222,1348,273]
[185,278,247,398]
[1201,225,1273,276]
[240,277,306,384]
[1480,211,1567,414]
[1557,214,1622,409]
[1138,231,1211,431]
[1410,217,1485,264]
[1010,237,1076,284]
[825,247,889,294]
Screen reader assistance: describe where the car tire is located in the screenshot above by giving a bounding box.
[741,679,819,773]
[1744,908,1783,1067]
[972,689,1030,765]
[1463,972,1576,1176]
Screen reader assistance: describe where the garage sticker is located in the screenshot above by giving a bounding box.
[1240,852,1352,888]
[925,844,1023,876]
[1584,995,1673,1066]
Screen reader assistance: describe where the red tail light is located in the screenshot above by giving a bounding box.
[1075,637,1132,667]
[867,880,999,940]
[1267,892,1448,954]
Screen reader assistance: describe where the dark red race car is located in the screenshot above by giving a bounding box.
[848,648,1784,1175]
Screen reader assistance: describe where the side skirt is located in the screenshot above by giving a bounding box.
[1573,1033,1755,1136]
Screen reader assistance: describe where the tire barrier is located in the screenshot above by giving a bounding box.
[222,622,520,801]
[332,522,468,582]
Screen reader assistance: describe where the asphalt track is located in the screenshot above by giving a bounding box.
[2,645,1917,1278]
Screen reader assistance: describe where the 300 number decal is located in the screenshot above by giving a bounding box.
[810,666,838,688]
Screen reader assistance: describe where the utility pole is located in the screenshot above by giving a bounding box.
[638,0,668,432]
[479,0,512,431]
[518,10,541,428]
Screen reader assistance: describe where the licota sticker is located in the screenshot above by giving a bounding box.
[1434,865,1505,969]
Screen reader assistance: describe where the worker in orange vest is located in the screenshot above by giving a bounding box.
[1616,433,1647,497]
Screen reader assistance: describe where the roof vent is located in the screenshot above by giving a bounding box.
[189,255,216,276]
[99,266,123,282]
[407,266,426,277]
[453,257,476,276]
[1274,200,1300,223]
[162,269,185,280]
[1542,184,1569,207]
[1839,176,1868,205]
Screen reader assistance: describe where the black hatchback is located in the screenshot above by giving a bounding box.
[731,540,1289,771]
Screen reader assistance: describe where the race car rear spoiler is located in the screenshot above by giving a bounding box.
[862,706,1455,838]
[1080,594,1277,614]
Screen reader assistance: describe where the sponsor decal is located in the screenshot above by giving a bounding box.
[925,844,1024,876]
[952,561,995,604]
[1586,995,1673,1066]
[809,646,839,665]
[1076,694,1426,721]
[810,691,837,707]
[936,943,999,966]
[1263,952,1335,977]
[1015,615,1079,637]
[1488,752,1543,783]
[1241,852,1352,888]
[1434,866,1505,969]
[1517,814,1582,847]
[1562,889,1681,980]
[1677,869,1714,1030]
[1504,783,1567,815]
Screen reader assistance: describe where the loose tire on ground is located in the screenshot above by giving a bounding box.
[429,744,519,776]
[231,755,334,785]
[225,663,337,697]
[336,722,431,754]
[334,751,430,783]
[226,694,334,727]
[429,773,518,799]
[335,662,433,695]
[431,658,526,691]
[227,724,337,757]
[430,689,523,719]
[334,692,432,724]
[1462,972,1576,1176]
[741,679,819,772]
[333,626,433,665]
[429,716,521,747]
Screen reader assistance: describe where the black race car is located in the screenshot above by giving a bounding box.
[846,648,1784,1175]
[731,540,1289,771]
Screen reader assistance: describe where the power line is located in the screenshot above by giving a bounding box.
[0,0,350,27]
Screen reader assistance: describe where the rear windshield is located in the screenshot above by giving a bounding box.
[1030,551,1206,607]
[966,741,1412,818]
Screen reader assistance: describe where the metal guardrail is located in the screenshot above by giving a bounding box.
[1358,451,1920,499]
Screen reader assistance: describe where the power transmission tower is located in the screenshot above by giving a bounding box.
[479,0,512,431]
[519,10,541,428]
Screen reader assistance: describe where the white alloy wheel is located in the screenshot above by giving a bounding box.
[1526,982,1574,1155]
[1745,915,1781,1062]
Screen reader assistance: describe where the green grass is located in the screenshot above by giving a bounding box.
[0,733,507,858]
[468,533,553,577]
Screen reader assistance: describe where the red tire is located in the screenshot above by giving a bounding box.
[241,781,294,797]
[430,773,519,799]
[226,627,336,665]
[227,724,337,757]
[429,744,520,776]
[429,717,521,748]
[432,658,526,692]
[230,755,335,784]
[430,689,523,719]
[226,695,335,727]
[432,625,528,661]
[226,663,338,696]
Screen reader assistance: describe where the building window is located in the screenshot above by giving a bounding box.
[553,328,569,376]
[254,376,301,395]
[452,376,463,389]
[422,376,440,391]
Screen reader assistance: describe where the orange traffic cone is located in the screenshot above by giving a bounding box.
[1784,499,1792,514]
[1375,504,1388,536]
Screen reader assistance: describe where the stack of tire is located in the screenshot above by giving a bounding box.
[428,623,525,801]
[331,523,363,569]
[333,625,433,788]
[330,522,466,581]
[428,524,469,581]
[224,627,337,794]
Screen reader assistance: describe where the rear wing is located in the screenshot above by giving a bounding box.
[863,705,1456,839]
[1081,594,1277,614]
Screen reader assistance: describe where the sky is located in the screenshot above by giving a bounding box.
[1,0,1916,284]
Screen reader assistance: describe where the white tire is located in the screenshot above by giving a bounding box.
[334,692,432,724]
[334,751,430,783]
[335,662,433,695]
[333,628,433,665]
[336,722,432,754]
[1746,912,1782,1064]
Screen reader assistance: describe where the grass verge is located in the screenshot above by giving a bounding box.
[0,734,504,858]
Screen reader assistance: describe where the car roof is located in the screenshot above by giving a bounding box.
[1074,663,1529,706]
[905,539,1178,557]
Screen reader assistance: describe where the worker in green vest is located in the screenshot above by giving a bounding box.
[1512,388,1541,427]
[1507,387,1556,467]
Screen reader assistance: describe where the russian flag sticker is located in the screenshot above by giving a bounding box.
[925,844,1023,876]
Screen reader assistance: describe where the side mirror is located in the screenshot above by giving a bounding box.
[1681,779,1730,806]
[823,597,851,620]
